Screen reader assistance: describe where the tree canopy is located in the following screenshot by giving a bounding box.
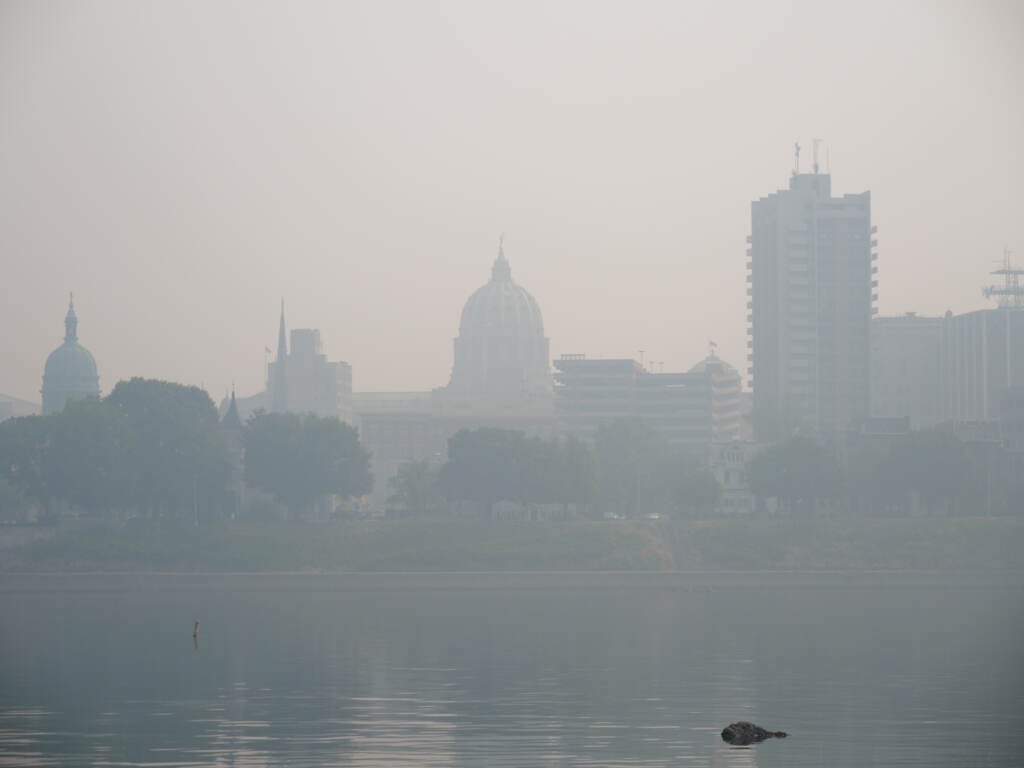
[244,412,372,513]
[748,436,842,514]
[0,378,230,518]
[439,429,597,516]
[592,420,680,517]
[387,459,444,515]
[105,378,229,515]
[0,413,54,508]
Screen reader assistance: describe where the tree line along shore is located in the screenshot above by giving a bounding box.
[2,377,1021,526]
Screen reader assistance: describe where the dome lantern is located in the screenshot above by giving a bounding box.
[64,294,78,342]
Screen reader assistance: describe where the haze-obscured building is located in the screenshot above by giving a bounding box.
[870,312,943,429]
[352,391,444,509]
[355,240,556,508]
[708,441,757,515]
[939,307,1024,423]
[552,351,743,460]
[438,239,554,427]
[0,393,40,422]
[41,296,101,415]
[266,304,353,423]
[747,166,875,441]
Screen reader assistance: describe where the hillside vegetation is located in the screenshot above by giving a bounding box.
[4,516,1022,573]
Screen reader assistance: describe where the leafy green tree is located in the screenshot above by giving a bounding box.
[244,412,372,514]
[387,460,444,515]
[552,436,597,515]
[0,476,33,522]
[674,468,723,517]
[439,430,598,517]
[0,414,54,506]
[844,444,892,516]
[105,378,230,516]
[748,436,842,514]
[440,428,530,515]
[880,429,978,515]
[41,398,131,514]
[592,420,677,517]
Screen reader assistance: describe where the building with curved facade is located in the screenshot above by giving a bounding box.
[41,296,100,414]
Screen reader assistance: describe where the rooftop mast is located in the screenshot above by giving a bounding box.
[983,249,1024,309]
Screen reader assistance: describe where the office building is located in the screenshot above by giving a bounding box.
[747,167,875,440]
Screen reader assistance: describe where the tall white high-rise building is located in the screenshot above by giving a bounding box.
[747,169,876,440]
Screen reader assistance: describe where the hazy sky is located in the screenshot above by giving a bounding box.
[2,0,1021,404]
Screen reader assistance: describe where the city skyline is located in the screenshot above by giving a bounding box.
[2,1,1021,404]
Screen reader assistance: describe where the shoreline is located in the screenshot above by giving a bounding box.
[2,568,1022,592]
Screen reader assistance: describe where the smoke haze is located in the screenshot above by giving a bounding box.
[1,0,1021,401]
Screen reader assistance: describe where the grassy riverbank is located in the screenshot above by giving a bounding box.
[2,516,1022,573]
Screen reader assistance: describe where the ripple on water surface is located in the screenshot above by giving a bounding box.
[0,578,1021,767]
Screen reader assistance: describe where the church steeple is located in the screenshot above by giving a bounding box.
[221,386,242,430]
[276,299,288,361]
[270,300,289,413]
[64,293,78,342]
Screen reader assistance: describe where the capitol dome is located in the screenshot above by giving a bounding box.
[448,240,551,397]
[41,297,100,415]
[458,252,545,338]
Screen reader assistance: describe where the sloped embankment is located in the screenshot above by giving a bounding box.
[3,516,1022,573]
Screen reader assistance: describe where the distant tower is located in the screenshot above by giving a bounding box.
[221,387,243,431]
[269,301,288,413]
[747,160,875,440]
[41,295,101,414]
[221,387,244,518]
[982,250,1024,309]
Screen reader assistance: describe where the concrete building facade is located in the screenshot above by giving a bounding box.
[266,305,353,423]
[939,308,1024,423]
[870,313,944,429]
[553,352,743,460]
[748,171,875,440]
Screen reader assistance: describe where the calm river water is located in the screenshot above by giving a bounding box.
[0,574,1021,767]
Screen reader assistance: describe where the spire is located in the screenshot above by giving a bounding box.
[270,300,289,413]
[64,293,78,343]
[276,299,288,361]
[221,386,242,430]
[491,234,512,282]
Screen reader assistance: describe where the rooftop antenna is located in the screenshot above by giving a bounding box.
[793,142,801,177]
[826,143,831,173]
[982,248,1024,309]
[812,138,822,174]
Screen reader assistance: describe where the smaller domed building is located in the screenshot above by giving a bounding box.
[41,296,100,415]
